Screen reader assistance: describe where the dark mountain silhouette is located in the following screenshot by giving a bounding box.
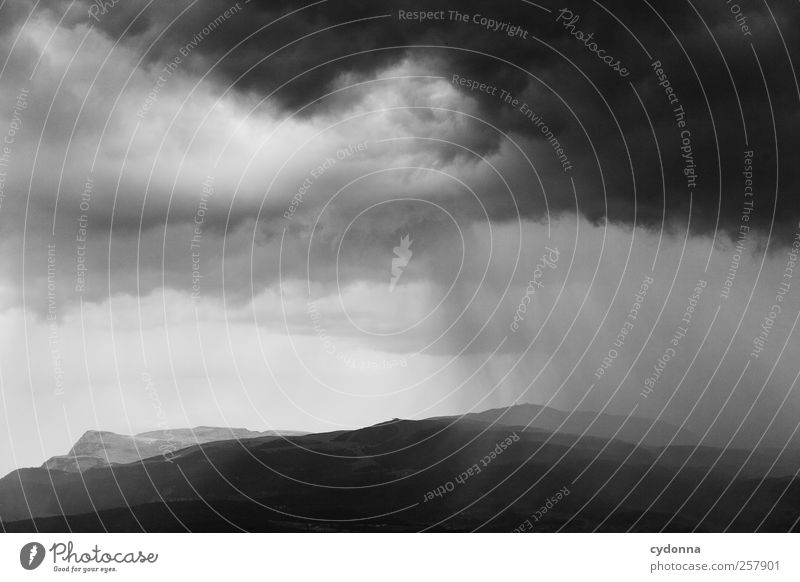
[1,405,797,532]
[439,403,698,447]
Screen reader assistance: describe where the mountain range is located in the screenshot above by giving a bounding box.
[1,404,797,532]
[41,427,307,473]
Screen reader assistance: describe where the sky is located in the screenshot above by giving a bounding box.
[0,0,798,476]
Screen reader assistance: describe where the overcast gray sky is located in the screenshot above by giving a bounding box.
[0,0,798,476]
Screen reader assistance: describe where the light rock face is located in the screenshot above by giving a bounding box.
[41,427,307,473]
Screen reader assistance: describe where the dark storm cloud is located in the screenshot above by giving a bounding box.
[1,0,797,239]
[1,0,799,313]
[3,1,800,478]
[55,0,800,240]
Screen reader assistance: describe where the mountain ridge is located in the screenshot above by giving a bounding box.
[41,426,308,473]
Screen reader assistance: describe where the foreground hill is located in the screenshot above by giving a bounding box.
[444,403,698,447]
[1,407,798,532]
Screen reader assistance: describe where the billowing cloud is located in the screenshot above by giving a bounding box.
[0,0,798,477]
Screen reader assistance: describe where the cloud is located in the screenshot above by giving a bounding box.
[1,0,799,477]
[1,0,797,257]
